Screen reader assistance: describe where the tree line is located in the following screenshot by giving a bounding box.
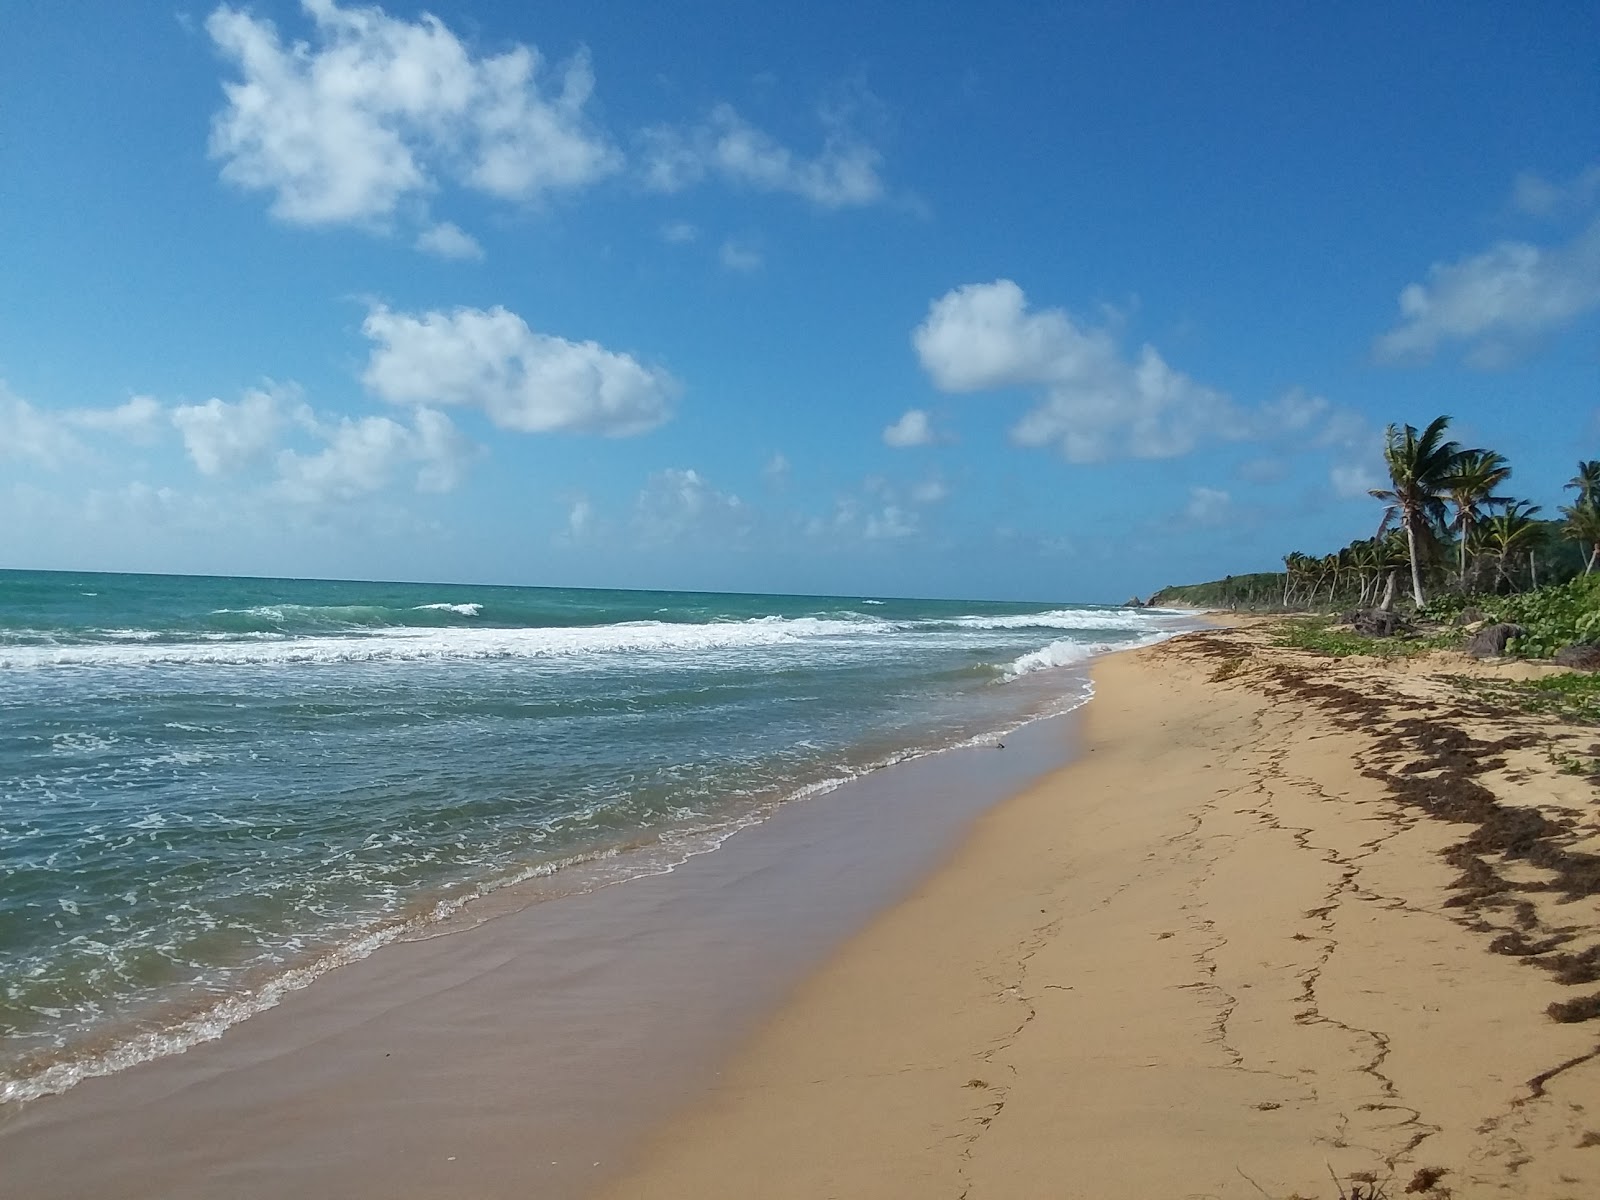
[1158,416,1596,612]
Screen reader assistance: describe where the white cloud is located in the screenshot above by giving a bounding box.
[634,468,745,542]
[2,386,172,467]
[64,395,165,443]
[171,387,289,475]
[1184,486,1232,525]
[415,221,484,260]
[1373,218,1600,368]
[84,482,189,527]
[274,408,472,504]
[762,452,791,486]
[0,387,84,467]
[640,103,885,209]
[660,220,699,244]
[206,0,617,231]
[1330,462,1383,499]
[1512,163,1600,218]
[804,477,927,543]
[913,280,1242,462]
[882,408,934,448]
[361,304,677,436]
[863,504,916,540]
[718,238,763,272]
[561,495,596,543]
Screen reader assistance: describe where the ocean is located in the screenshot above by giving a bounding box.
[0,569,1187,1105]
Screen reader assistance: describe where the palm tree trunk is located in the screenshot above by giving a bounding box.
[1588,543,1597,576]
[1529,551,1538,590]
[1380,569,1398,612]
[1404,515,1426,607]
[1458,533,1468,592]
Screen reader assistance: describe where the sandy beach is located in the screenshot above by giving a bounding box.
[6,624,1599,1199]
[600,627,1600,1199]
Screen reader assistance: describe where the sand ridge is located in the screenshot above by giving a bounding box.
[598,628,1600,1199]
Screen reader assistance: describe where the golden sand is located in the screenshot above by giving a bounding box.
[599,628,1600,1199]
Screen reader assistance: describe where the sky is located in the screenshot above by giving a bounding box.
[1,1,1597,602]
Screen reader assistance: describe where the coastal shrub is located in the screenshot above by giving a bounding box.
[1272,616,1440,658]
[1418,592,1479,623]
[1478,575,1600,658]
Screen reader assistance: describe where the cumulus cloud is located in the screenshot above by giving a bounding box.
[0,387,84,467]
[633,468,746,542]
[414,221,484,260]
[640,103,885,209]
[660,220,699,244]
[206,0,617,230]
[274,407,472,504]
[863,504,916,540]
[882,408,934,447]
[913,280,1243,462]
[1373,218,1600,368]
[762,452,791,486]
[64,395,165,442]
[2,385,172,467]
[361,304,677,436]
[171,387,290,475]
[805,476,929,542]
[1330,462,1384,499]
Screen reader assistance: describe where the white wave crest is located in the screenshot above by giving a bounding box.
[412,603,483,616]
[1001,631,1174,680]
[0,616,882,670]
[931,608,1178,632]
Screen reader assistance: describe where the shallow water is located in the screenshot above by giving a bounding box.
[0,569,1188,1102]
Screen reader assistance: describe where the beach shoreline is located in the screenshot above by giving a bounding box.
[597,626,1600,1199]
[0,668,1095,1200]
[6,624,1597,1198]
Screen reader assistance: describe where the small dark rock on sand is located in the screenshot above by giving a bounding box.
[1554,643,1600,670]
[1465,622,1525,660]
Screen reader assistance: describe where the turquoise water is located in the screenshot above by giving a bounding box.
[0,569,1187,1102]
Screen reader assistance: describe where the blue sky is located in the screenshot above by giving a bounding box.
[2,0,1596,601]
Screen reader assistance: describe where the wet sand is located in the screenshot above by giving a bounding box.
[0,690,1083,1200]
[599,628,1600,1199]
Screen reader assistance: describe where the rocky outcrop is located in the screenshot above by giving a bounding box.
[1465,623,1525,659]
[1553,643,1600,670]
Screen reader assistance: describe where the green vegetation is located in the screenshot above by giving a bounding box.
[1424,574,1600,658]
[1271,615,1453,659]
[1150,422,1600,662]
[1145,572,1284,609]
[1448,671,1600,724]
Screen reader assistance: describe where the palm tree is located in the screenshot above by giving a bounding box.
[1281,552,1310,607]
[1369,416,1470,607]
[1562,501,1600,575]
[1566,461,1600,508]
[1445,449,1512,589]
[1479,501,1543,590]
[1349,538,1382,607]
